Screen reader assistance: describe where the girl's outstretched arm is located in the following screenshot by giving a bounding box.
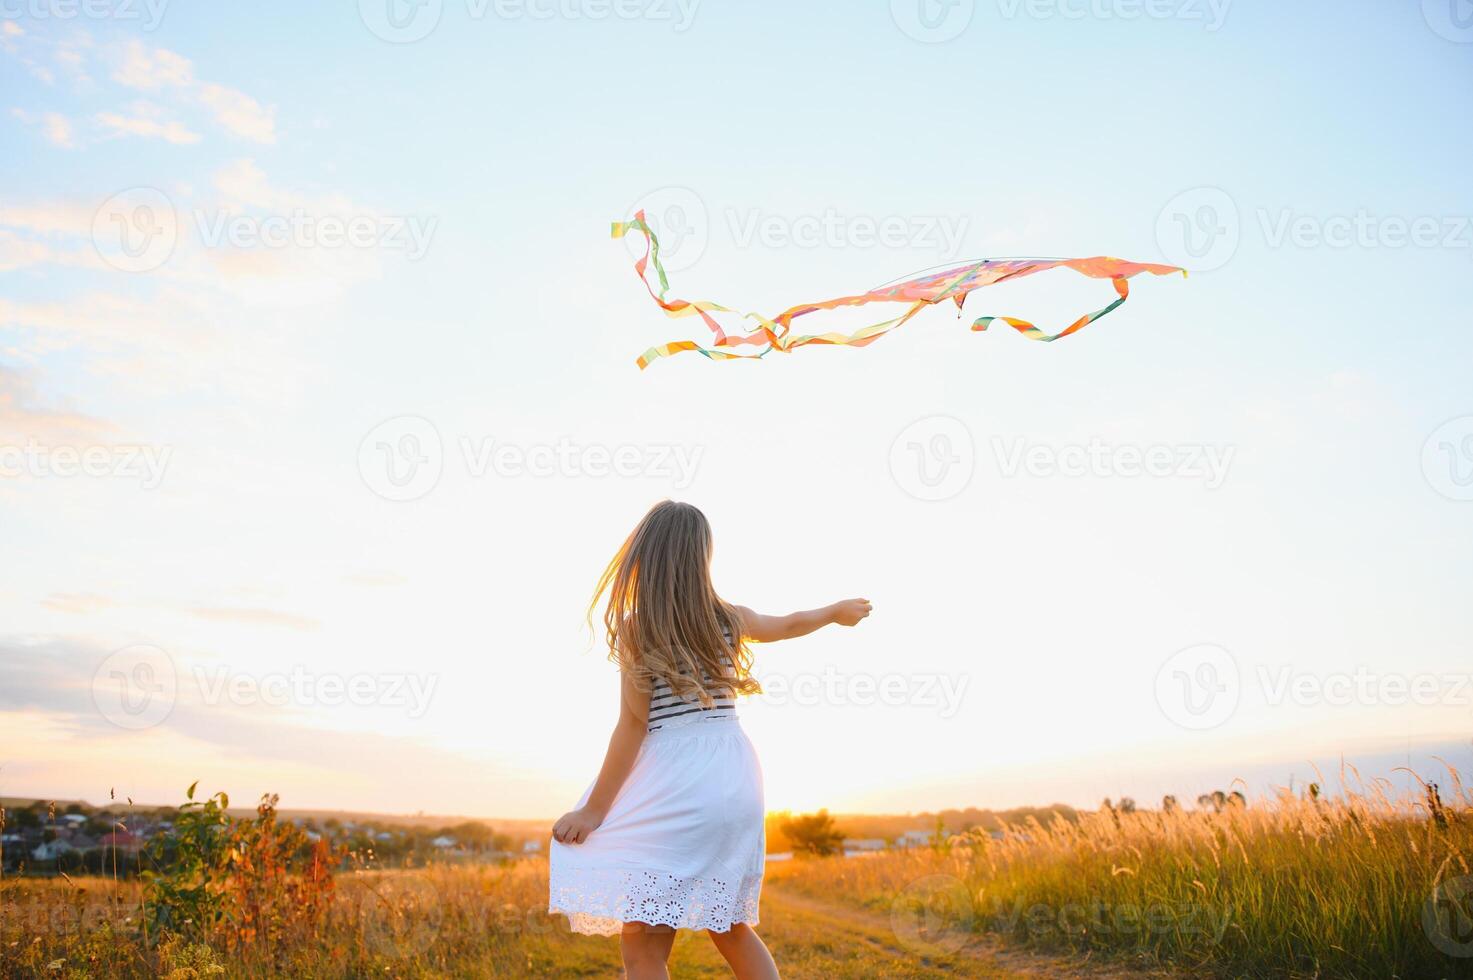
[552,670,648,845]
[734,598,872,643]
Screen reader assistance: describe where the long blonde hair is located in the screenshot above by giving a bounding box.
[589,500,760,705]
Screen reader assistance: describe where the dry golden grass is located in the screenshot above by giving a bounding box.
[4,774,1472,978]
[0,861,1143,979]
[773,772,1473,978]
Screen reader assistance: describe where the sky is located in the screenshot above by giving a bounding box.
[1,0,1471,821]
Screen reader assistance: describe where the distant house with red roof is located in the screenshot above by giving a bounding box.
[97,830,142,852]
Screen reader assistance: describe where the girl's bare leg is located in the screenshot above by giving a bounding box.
[707,922,780,980]
[620,922,676,980]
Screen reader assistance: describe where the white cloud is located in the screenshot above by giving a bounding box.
[112,38,193,90]
[0,136,393,415]
[0,229,101,272]
[0,230,58,271]
[40,593,118,615]
[0,288,223,357]
[0,159,387,294]
[194,82,276,144]
[0,21,21,55]
[212,157,277,208]
[94,101,201,145]
[53,42,91,84]
[10,108,78,148]
[110,38,276,144]
[41,111,74,147]
[0,19,87,82]
[4,32,277,143]
[0,364,118,444]
[211,157,327,211]
[210,158,356,217]
[0,200,97,237]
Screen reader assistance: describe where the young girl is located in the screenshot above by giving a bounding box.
[548,500,872,980]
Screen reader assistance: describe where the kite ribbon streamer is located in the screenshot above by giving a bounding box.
[612,210,1185,369]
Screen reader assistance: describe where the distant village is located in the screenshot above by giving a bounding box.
[4,798,1084,875]
[1,800,543,876]
[833,828,979,856]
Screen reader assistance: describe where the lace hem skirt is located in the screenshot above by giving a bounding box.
[548,714,765,936]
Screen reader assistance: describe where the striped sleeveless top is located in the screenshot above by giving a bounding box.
[647,630,738,732]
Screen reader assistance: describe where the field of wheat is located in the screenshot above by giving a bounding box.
[4,775,1472,979]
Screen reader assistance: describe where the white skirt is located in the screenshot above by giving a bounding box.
[548,713,765,936]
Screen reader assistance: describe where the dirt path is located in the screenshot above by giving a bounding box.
[654,879,1179,979]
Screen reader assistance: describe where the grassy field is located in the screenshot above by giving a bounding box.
[778,783,1473,979]
[4,776,1472,978]
[0,862,1175,979]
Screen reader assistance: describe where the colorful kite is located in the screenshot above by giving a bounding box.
[612,210,1186,369]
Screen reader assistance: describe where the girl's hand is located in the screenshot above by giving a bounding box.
[831,598,873,627]
[552,806,606,845]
